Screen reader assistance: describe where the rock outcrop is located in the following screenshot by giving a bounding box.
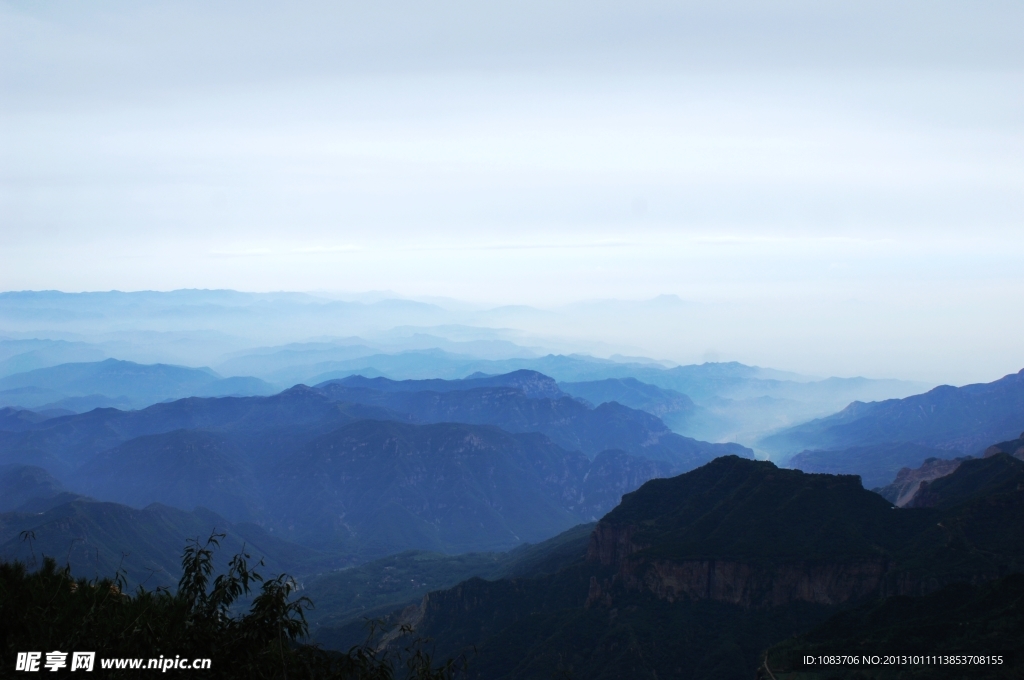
[876,456,969,507]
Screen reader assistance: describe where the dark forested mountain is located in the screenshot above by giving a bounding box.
[0,358,276,411]
[763,454,1024,678]
[763,368,1024,458]
[375,454,1024,680]
[904,453,1024,509]
[763,574,1024,679]
[867,432,1024,508]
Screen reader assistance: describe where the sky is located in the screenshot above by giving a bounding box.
[1,1,1022,383]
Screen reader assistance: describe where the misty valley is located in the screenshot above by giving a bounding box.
[1,295,1022,679]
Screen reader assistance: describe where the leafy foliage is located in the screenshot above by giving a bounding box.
[0,534,462,679]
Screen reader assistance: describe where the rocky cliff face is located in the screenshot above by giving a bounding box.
[984,432,1024,460]
[585,521,890,608]
[877,456,969,507]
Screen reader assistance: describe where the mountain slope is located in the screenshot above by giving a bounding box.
[0,497,337,589]
[305,522,596,644]
[73,430,263,522]
[0,464,66,512]
[762,368,1024,458]
[265,420,669,556]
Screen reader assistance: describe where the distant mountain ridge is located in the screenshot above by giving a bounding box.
[0,339,107,379]
[788,442,952,490]
[0,358,276,411]
[337,369,564,399]
[763,368,1024,458]
[558,377,696,417]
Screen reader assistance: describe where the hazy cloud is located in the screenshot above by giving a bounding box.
[1,0,1022,381]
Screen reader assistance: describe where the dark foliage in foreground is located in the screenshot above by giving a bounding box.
[0,534,462,679]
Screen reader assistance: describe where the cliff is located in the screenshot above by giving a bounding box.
[584,454,1024,609]
[875,456,969,507]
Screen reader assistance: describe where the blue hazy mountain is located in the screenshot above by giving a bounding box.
[316,372,749,464]
[764,368,1024,456]
[0,406,54,431]
[788,442,954,490]
[0,287,928,447]
[0,338,107,378]
[259,353,922,445]
[63,420,699,557]
[74,430,264,522]
[339,369,564,399]
[0,358,276,411]
[0,463,66,512]
[555,376,737,438]
[0,385,394,475]
[765,369,1024,488]
[558,377,696,416]
[264,420,675,556]
[0,371,748,560]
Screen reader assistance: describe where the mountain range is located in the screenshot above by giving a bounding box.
[0,331,927,447]
[769,368,1024,487]
[0,370,751,572]
[764,368,1024,456]
[0,358,276,412]
[315,371,746,464]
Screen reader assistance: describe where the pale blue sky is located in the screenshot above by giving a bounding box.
[1,1,1022,382]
